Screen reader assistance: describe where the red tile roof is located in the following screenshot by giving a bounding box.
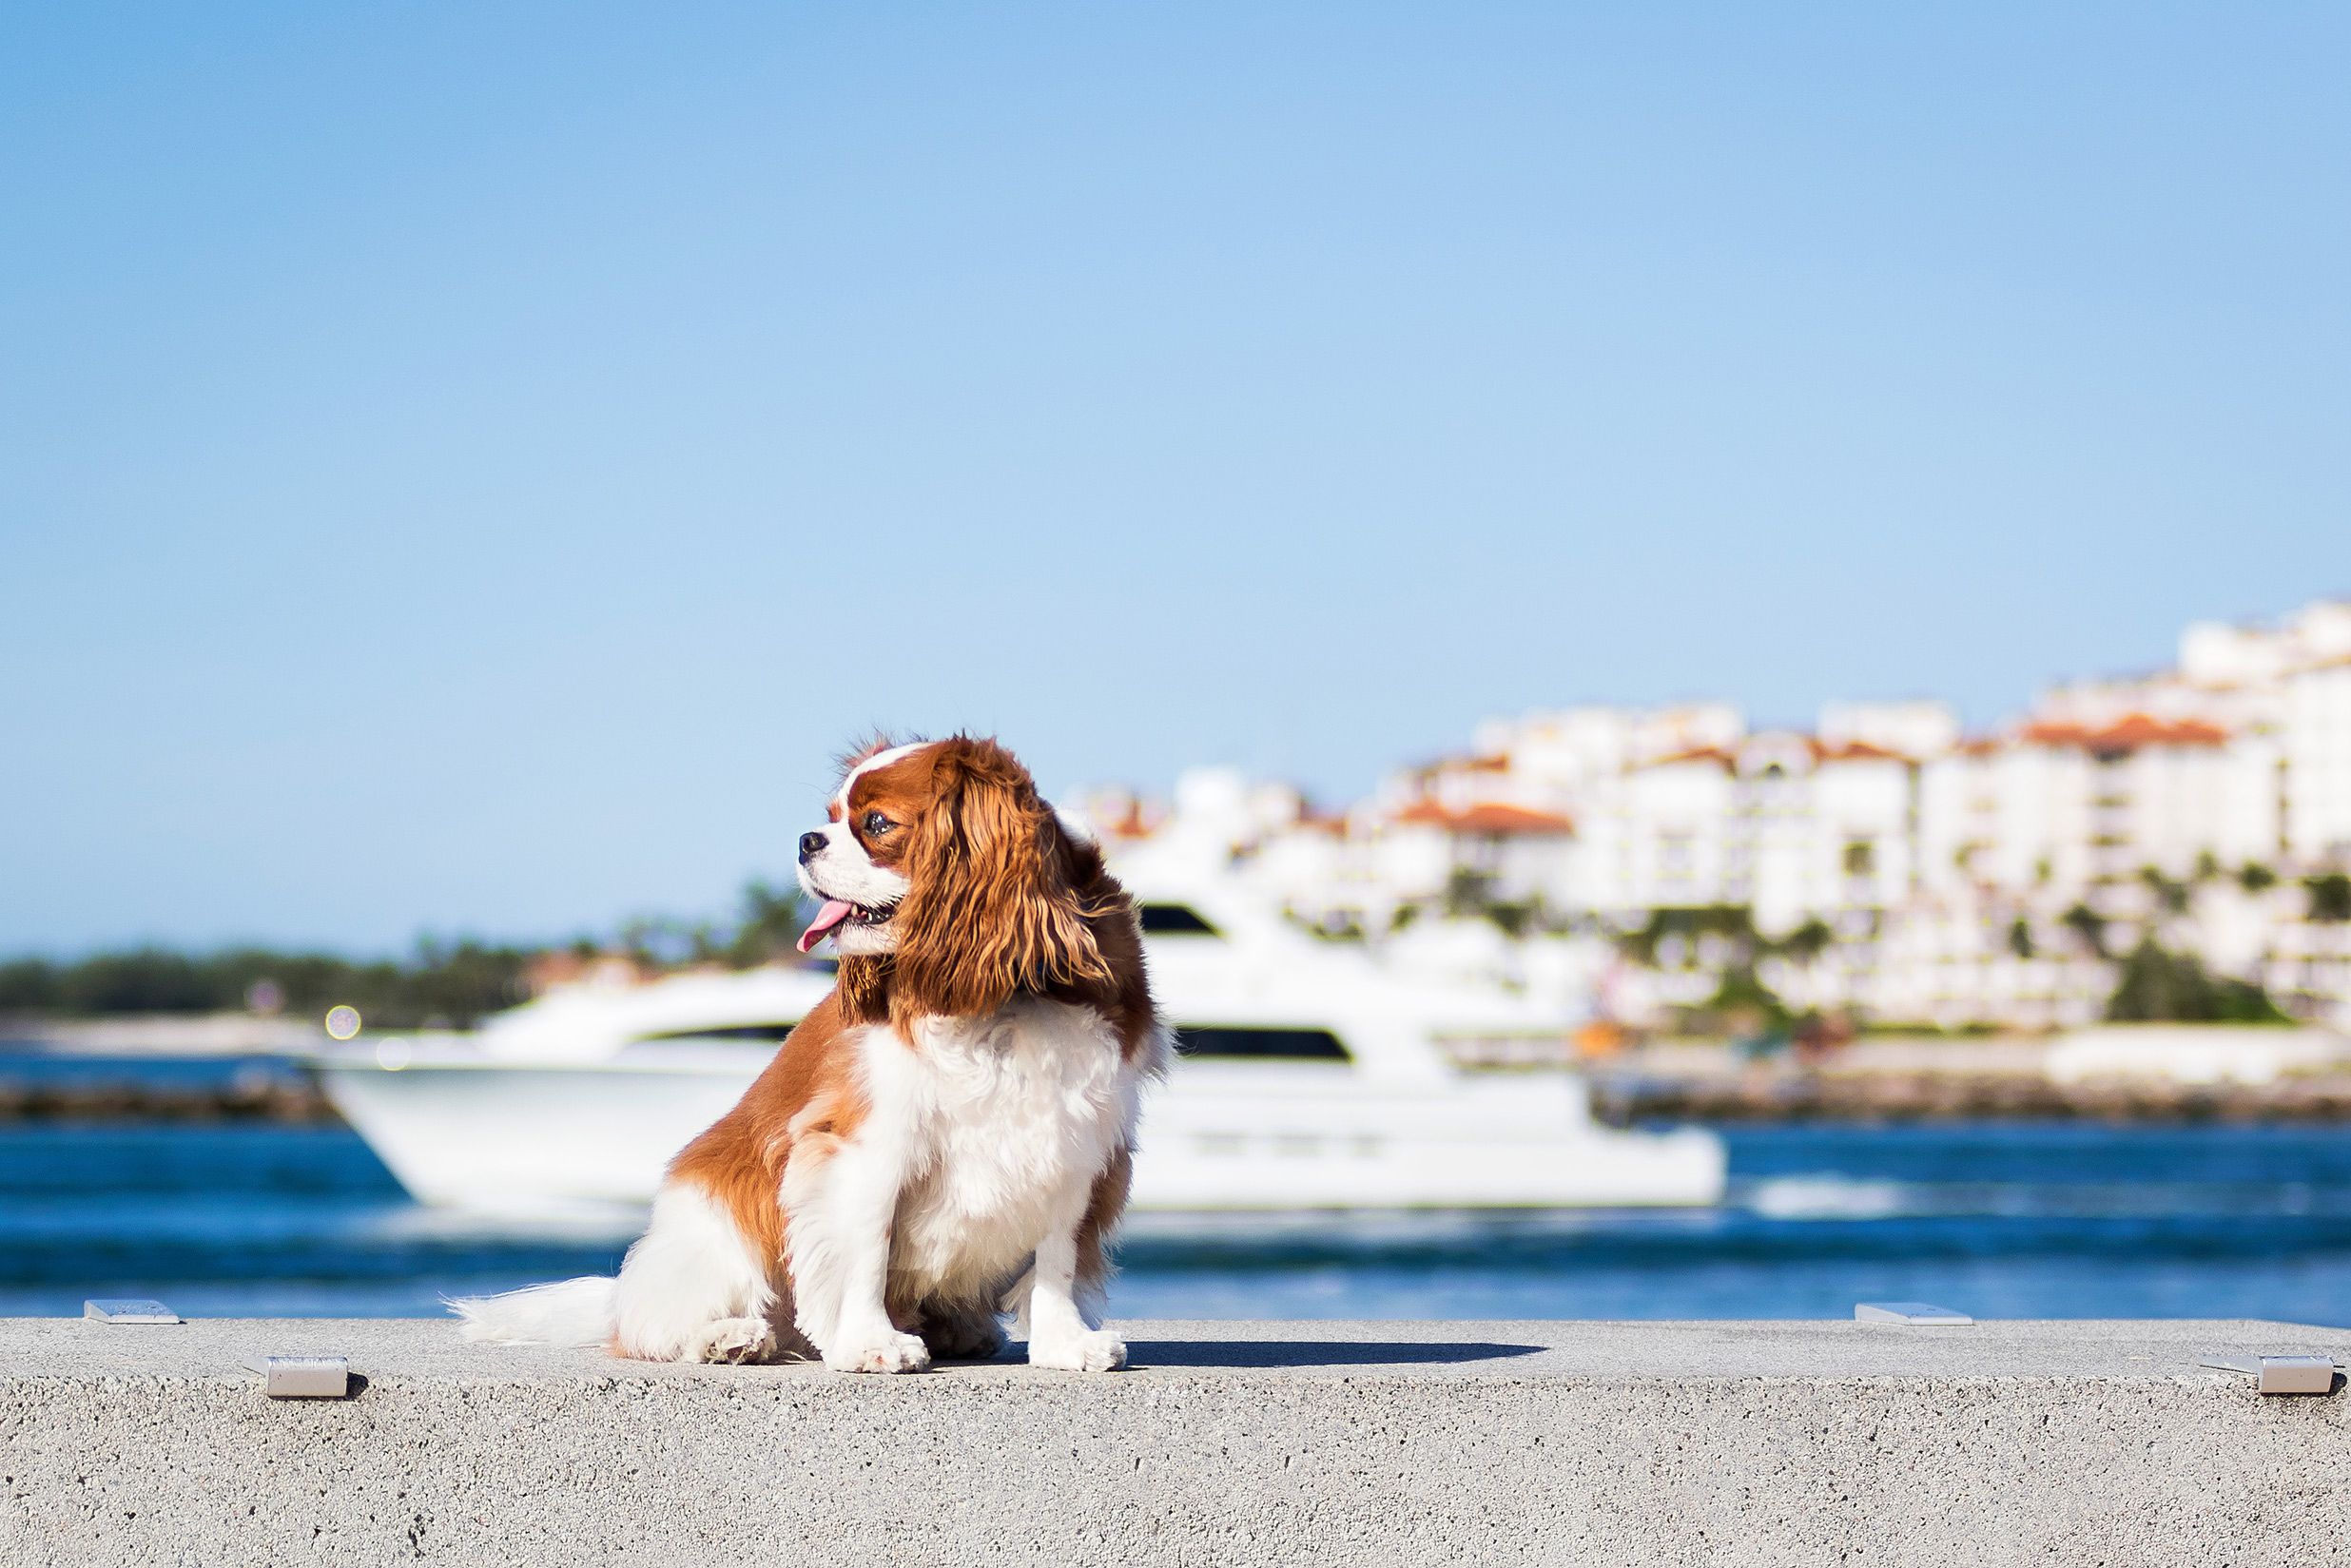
[1100,803,1155,839]
[1811,739,1909,764]
[2018,713,2228,751]
[1392,801,1577,836]
[1643,745,1736,770]
[1408,752,1512,780]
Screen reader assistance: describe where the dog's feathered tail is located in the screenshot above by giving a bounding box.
[447,1276,616,1347]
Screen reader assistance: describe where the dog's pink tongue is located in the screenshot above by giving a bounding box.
[796,900,856,954]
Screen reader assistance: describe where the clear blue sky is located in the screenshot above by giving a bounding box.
[4,2,2345,954]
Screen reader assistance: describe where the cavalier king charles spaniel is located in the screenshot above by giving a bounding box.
[453,736,1164,1372]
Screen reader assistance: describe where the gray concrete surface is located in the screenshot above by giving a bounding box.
[6,1316,2347,1565]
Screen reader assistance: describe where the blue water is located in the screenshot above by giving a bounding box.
[3,1119,2348,1324]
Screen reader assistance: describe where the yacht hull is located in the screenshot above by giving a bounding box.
[322,1060,753,1210]
[1130,1066,1723,1209]
[321,1057,1724,1211]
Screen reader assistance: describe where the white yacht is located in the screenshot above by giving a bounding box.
[318,966,835,1212]
[317,885,1722,1212]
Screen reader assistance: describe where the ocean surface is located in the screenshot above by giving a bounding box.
[5,1110,2349,1325]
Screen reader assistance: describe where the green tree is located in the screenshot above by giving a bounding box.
[2105,938,2290,1024]
[1774,918,1834,964]
[1443,867,1496,918]
[2008,918,2034,959]
[2139,866,2190,916]
[728,881,811,967]
[2060,902,2108,957]
[0,940,533,1029]
[0,958,61,1012]
[2308,873,2351,923]
[1484,901,1535,939]
[1703,964,1786,1018]
[1615,905,1756,967]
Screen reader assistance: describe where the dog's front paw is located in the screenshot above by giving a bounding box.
[1029,1328,1126,1373]
[826,1329,933,1374]
[691,1316,776,1365]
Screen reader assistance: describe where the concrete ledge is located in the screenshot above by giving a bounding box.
[6,1317,2347,1565]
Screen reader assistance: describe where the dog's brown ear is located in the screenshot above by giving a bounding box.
[888,737,1110,1023]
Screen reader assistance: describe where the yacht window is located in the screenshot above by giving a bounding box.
[637,1023,799,1043]
[1138,904,1220,936]
[1174,1027,1350,1061]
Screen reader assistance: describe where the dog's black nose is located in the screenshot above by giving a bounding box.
[798,831,828,863]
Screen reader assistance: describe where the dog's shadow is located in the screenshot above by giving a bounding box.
[1114,1340,1545,1370]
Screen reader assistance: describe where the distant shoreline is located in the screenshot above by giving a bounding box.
[1596,1062,2351,1124]
[7,1055,2351,1126]
[0,1062,335,1123]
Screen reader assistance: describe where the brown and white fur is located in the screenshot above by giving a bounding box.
[451,736,1165,1372]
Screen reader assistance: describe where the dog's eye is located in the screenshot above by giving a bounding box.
[861,811,892,836]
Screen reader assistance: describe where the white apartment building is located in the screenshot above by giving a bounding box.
[1918,716,2278,901]
[1083,598,2351,1029]
[1397,707,1933,935]
[2287,656,2351,861]
[1569,732,1917,935]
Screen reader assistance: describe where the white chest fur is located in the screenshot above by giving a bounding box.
[855,998,1139,1301]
